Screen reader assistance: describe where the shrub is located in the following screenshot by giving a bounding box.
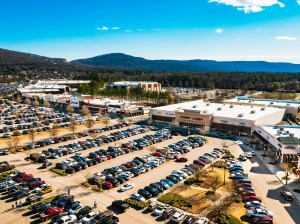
[50,168,68,176]
[218,214,241,224]
[158,192,191,208]
[293,189,300,193]
[28,195,57,210]
[213,160,227,168]
[124,198,150,209]
[184,177,196,185]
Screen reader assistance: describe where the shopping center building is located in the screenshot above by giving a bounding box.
[150,100,285,136]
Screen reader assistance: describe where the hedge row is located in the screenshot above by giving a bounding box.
[49,168,68,176]
[0,170,16,178]
[81,181,103,192]
[124,198,151,209]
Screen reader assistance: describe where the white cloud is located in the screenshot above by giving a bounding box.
[297,0,300,5]
[124,30,132,32]
[137,29,145,32]
[275,36,297,41]
[208,0,285,13]
[215,28,223,33]
[112,27,120,30]
[96,26,109,31]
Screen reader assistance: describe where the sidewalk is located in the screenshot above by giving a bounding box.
[238,137,300,204]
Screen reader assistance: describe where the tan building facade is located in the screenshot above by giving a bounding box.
[175,110,212,131]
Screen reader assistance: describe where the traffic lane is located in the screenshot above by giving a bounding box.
[241,155,300,224]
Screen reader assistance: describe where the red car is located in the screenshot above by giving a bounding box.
[193,159,205,166]
[123,162,136,168]
[153,152,164,157]
[17,174,33,183]
[241,191,256,197]
[40,207,63,221]
[243,196,262,202]
[102,181,113,189]
[105,154,113,160]
[175,157,188,162]
[240,183,252,187]
[28,180,46,190]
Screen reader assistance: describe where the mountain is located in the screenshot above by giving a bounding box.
[72,53,300,73]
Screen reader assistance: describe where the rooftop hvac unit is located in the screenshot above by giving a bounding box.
[289,133,294,137]
[203,110,208,114]
[261,108,265,111]
[250,110,255,114]
[280,127,284,131]
[217,107,222,111]
[206,103,210,106]
[192,105,198,108]
[238,113,243,117]
[286,131,289,134]
[230,105,234,108]
[277,130,282,134]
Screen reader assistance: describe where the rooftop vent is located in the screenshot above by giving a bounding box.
[289,133,294,137]
[192,105,198,108]
[261,108,265,111]
[206,103,210,106]
[280,127,284,131]
[250,110,256,114]
[203,110,208,114]
[238,113,243,117]
[277,130,282,134]
[217,107,222,111]
[230,105,234,108]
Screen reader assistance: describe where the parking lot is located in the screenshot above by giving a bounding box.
[0,107,299,224]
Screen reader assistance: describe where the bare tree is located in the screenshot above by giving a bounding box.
[29,128,36,144]
[16,95,22,104]
[221,141,227,150]
[33,100,39,107]
[85,116,95,132]
[66,104,74,114]
[25,98,31,105]
[69,118,77,135]
[101,116,110,128]
[280,163,293,185]
[50,124,60,140]
[206,174,222,193]
[208,195,236,220]
[147,146,157,155]
[195,169,207,181]
[91,132,98,140]
[43,101,50,108]
[81,105,90,116]
[6,136,20,153]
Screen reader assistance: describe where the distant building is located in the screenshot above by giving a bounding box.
[18,84,70,95]
[108,81,161,92]
[36,79,91,88]
[150,100,285,136]
[225,96,300,117]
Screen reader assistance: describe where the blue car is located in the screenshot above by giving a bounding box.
[160,179,174,187]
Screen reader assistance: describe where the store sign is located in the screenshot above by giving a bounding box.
[285,146,296,149]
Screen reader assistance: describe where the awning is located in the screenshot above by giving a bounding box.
[252,131,269,144]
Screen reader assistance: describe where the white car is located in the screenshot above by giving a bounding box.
[82,211,100,223]
[172,212,186,223]
[119,183,134,192]
[152,204,165,216]
[55,215,77,224]
[67,204,84,215]
[245,152,253,158]
[196,217,210,224]
[34,184,51,193]
[130,193,145,202]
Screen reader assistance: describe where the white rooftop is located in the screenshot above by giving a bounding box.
[260,125,300,139]
[151,100,285,120]
[36,80,91,84]
[226,97,300,108]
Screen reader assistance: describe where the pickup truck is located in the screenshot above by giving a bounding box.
[111,200,130,211]
[40,207,63,221]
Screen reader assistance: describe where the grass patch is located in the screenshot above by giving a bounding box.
[50,168,68,176]
[217,214,241,224]
[158,192,192,208]
[0,170,16,177]
[28,195,57,210]
[252,92,296,100]
[81,181,103,192]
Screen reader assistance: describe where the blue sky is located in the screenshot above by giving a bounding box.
[1,0,300,63]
